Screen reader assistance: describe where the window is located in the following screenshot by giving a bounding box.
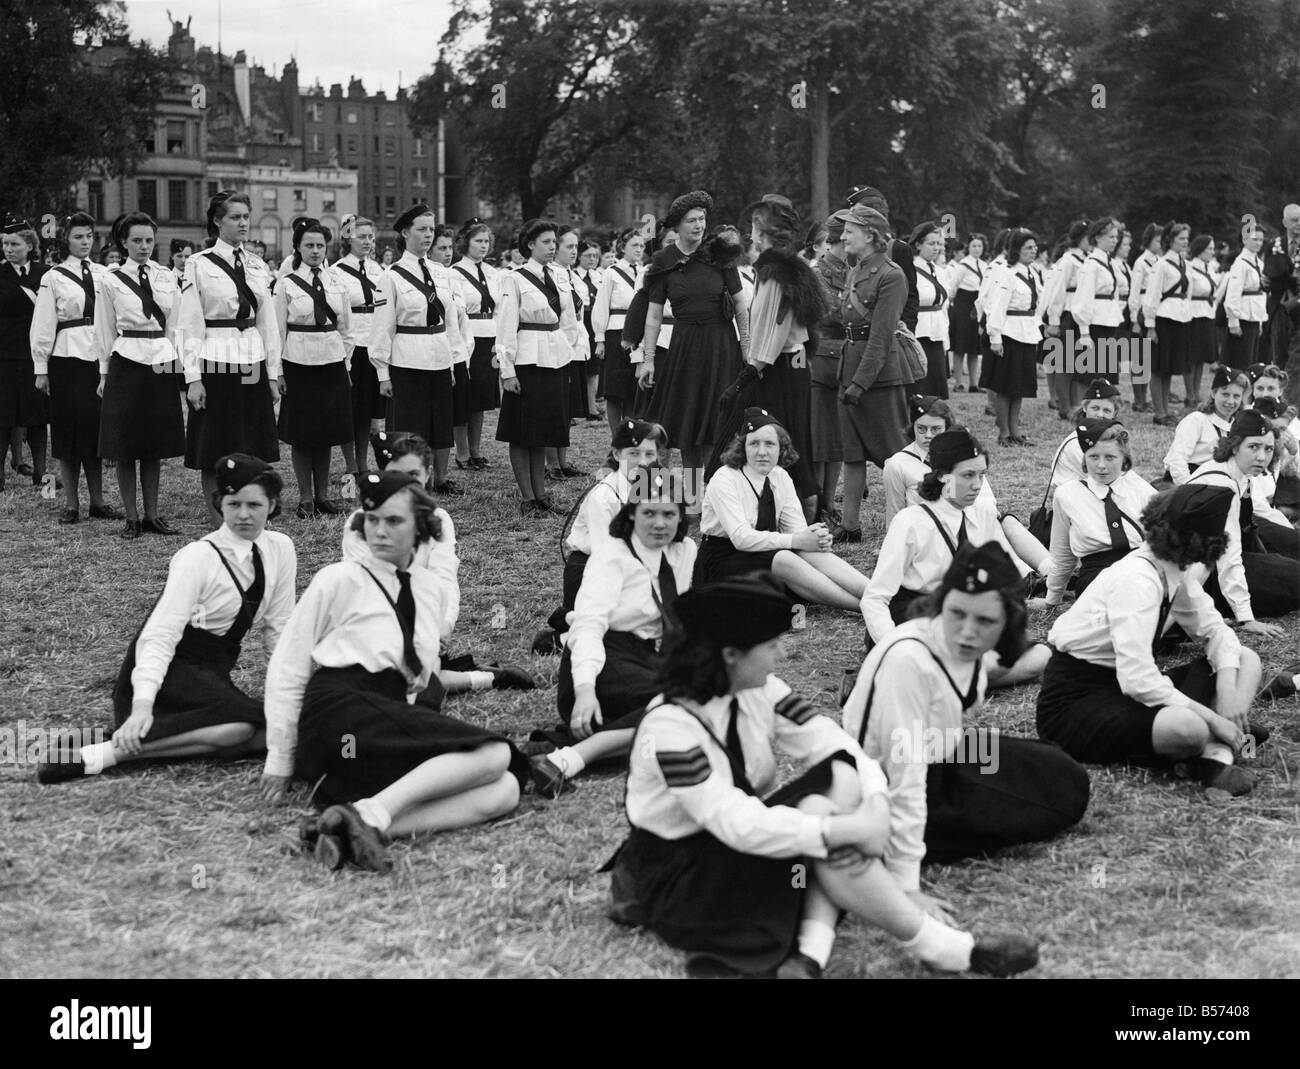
[311,133,323,152]
[385,137,396,157]
[412,168,426,187]
[166,120,186,154]
[262,189,277,211]
[346,110,358,124]
[87,181,105,223]
[373,136,380,153]
[412,138,424,158]
[384,166,396,188]
[373,107,379,122]
[168,180,187,222]
[323,191,336,213]
[384,195,396,215]
[138,179,157,218]
[346,136,359,155]
[374,195,382,216]
[206,180,219,202]
[293,189,306,211]
[384,111,395,126]
[140,126,156,154]
[308,102,323,122]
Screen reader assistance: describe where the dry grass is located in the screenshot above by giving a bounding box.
[1,385,1297,978]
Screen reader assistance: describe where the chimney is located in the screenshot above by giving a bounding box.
[282,57,300,139]
[348,77,366,100]
[234,51,251,124]
[329,83,344,100]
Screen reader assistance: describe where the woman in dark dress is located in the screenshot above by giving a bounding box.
[0,217,49,493]
[637,191,750,514]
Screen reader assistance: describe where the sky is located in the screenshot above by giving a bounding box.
[123,0,456,96]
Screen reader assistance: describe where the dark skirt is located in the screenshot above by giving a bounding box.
[1075,547,1129,595]
[566,358,590,419]
[645,320,743,448]
[1221,321,1260,371]
[1188,318,1217,367]
[546,549,590,634]
[296,664,528,805]
[388,365,454,450]
[0,359,48,428]
[599,329,636,402]
[922,736,1089,865]
[751,349,817,497]
[889,587,926,625]
[184,361,279,470]
[607,756,843,976]
[349,346,386,431]
[98,353,185,462]
[451,361,471,426]
[1036,649,1214,764]
[48,357,102,464]
[496,363,570,447]
[1274,472,1300,510]
[837,381,909,466]
[1073,325,1122,384]
[1153,316,1190,375]
[950,290,980,356]
[112,623,262,739]
[467,336,500,413]
[808,349,842,463]
[916,336,949,398]
[1202,549,1300,619]
[694,535,779,584]
[277,359,353,449]
[979,336,1038,397]
[556,630,662,732]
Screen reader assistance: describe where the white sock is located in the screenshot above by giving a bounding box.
[548,747,585,778]
[80,742,117,775]
[352,797,392,833]
[468,671,494,692]
[1201,742,1233,766]
[900,914,975,972]
[797,919,836,968]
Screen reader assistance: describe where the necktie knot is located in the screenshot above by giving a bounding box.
[139,265,148,282]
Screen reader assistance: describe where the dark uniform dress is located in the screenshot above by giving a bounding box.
[643,246,744,448]
[0,260,49,433]
[594,261,641,403]
[112,527,296,740]
[949,257,984,359]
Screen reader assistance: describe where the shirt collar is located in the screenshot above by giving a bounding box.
[935,495,966,518]
[212,238,242,260]
[1084,474,1117,498]
[62,256,88,270]
[213,523,262,562]
[1209,411,1233,430]
[1136,545,1184,598]
[629,531,664,566]
[905,442,927,460]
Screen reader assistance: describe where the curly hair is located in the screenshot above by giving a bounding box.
[1142,492,1227,567]
[664,190,713,231]
[517,218,559,257]
[910,583,1029,668]
[905,397,955,440]
[918,439,988,501]
[718,421,799,470]
[1212,425,1274,465]
[656,629,733,704]
[455,219,492,257]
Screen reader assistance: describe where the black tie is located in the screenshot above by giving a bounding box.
[224,543,266,646]
[356,259,376,306]
[137,264,162,327]
[1152,589,1171,654]
[756,477,778,531]
[476,262,495,315]
[1240,487,1254,532]
[233,248,250,319]
[541,266,562,318]
[418,258,444,327]
[657,555,680,631]
[1102,488,1131,553]
[311,267,326,326]
[957,514,969,548]
[79,260,95,320]
[725,697,746,777]
[395,569,423,677]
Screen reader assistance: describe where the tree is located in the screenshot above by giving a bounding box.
[409,0,696,220]
[0,1,173,220]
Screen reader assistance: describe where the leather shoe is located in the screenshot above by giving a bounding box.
[529,754,567,799]
[1200,761,1256,796]
[531,628,561,654]
[141,516,181,535]
[313,499,343,515]
[37,755,88,785]
[1258,663,1299,701]
[121,520,142,540]
[487,664,539,690]
[57,508,79,525]
[296,501,318,519]
[318,803,391,872]
[969,932,1039,977]
[776,952,823,979]
[831,525,862,544]
[432,480,464,495]
[88,504,124,520]
[558,465,587,478]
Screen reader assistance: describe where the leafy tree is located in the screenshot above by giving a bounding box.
[0,1,172,220]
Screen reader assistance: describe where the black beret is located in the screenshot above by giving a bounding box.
[1247,362,1285,384]
[370,430,408,470]
[626,463,684,506]
[359,469,419,511]
[663,190,713,230]
[942,542,1021,595]
[1251,397,1286,420]
[844,185,890,215]
[214,453,274,495]
[1229,409,1271,439]
[1210,365,1241,391]
[675,572,796,648]
[908,394,942,425]
[169,238,192,255]
[1076,418,1123,453]
[1165,484,1233,542]
[393,203,435,234]
[1082,377,1121,401]
[927,429,982,472]
[2,215,32,235]
[612,418,658,451]
[741,407,781,436]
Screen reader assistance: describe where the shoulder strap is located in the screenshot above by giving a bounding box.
[111,267,167,330]
[515,266,551,300]
[203,540,247,597]
[53,265,85,287]
[918,504,960,557]
[611,265,635,290]
[1160,258,1189,300]
[390,263,434,298]
[202,251,260,312]
[358,564,417,658]
[283,272,339,325]
[452,263,494,308]
[855,636,982,745]
[335,260,377,302]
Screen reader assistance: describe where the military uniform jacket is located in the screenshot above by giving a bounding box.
[838,254,909,392]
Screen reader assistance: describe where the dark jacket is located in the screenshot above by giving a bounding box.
[0,261,46,362]
[1262,236,1299,319]
[891,237,919,330]
[839,254,909,391]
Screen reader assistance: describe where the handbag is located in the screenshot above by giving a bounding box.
[894,323,929,383]
[1029,441,1069,546]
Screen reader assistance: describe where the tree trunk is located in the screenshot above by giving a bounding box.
[809,78,831,224]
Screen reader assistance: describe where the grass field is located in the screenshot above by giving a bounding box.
[1,386,1297,979]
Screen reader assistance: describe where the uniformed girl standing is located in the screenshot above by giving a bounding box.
[1071,217,1124,407]
[592,227,644,433]
[1036,420,1157,603]
[274,217,352,516]
[94,212,184,538]
[949,234,986,393]
[1043,220,1090,416]
[1186,235,1219,405]
[30,211,121,524]
[371,204,469,495]
[551,226,590,472]
[575,238,604,420]
[450,219,500,468]
[1037,484,1263,796]
[264,471,528,871]
[844,542,1089,911]
[1222,224,1268,370]
[1141,221,1193,427]
[608,572,1040,978]
[36,454,296,783]
[0,217,50,493]
[169,239,193,287]
[1162,365,1247,483]
[178,192,282,523]
[495,218,580,514]
[981,228,1042,446]
[333,215,388,487]
[910,221,950,399]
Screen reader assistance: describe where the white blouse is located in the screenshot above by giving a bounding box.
[1223,252,1267,325]
[566,470,631,557]
[1185,461,1260,623]
[450,257,502,340]
[333,253,387,351]
[1044,248,1087,326]
[1128,250,1159,328]
[1142,253,1193,324]
[1163,410,1232,484]
[882,443,997,526]
[94,260,180,371]
[370,252,470,377]
[340,507,459,636]
[699,464,807,551]
[273,263,350,367]
[592,260,639,335]
[1072,252,1123,334]
[494,262,580,375]
[30,257,108,370]
[985,265,1044,346]
[176,240,281,382]
[1045,472,1158,604]
[912,257,949,345]
[1188,260,1217,320]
